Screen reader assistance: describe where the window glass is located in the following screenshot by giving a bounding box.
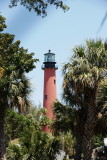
[45,95,47,99]
[44,54,55,62]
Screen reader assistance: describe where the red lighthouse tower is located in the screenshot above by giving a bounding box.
[42,50,58,132]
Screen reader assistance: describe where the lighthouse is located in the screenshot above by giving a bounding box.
[42,50,58,132]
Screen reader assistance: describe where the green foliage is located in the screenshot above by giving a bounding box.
[63,133,75,156]
[0,14,38,112]
[9,0,69,17]
[52,100,75,134]
[93,136,104,149]
[0,15,6,31]
[98,79,107,108]
[0,14,38,159]
[62,39,107,130]
[5,109,61,160]
[7,144,27,160]
[5,109,36,142]
[53,39,107,159]
[20,130,60,160]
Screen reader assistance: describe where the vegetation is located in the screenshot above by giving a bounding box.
[1,6,107,160]
[9,0,69,17]
[53,39,107,160]
[0,13,67,160]
[5,109,61,160]
[0,14,38,159]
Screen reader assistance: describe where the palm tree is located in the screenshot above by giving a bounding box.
[53,99,87,159]
[94,79,107,136]
[8,71,32,114]
[0,14,38,160]
[62,39,107,160]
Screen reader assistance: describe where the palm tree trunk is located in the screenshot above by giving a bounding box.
[0,106,6,160]
[74,109,86,160]
[74,136,82,160]
[83,105,96,160]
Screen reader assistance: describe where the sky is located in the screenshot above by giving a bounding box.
[0,0,107,106]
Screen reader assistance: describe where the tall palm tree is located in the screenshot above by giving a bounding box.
[62,40,107,160]
[94,79,107,136]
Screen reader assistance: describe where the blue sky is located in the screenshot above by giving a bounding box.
[0,0,107,106]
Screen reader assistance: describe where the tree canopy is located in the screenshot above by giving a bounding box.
[53,39,107,160]
[5,109,61,160]
[9,0,69,17]
[0,14,38,160]
[0,14,38,110]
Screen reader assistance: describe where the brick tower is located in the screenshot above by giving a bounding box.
[42,50,58,132]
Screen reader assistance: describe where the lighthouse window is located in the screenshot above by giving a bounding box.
[54,80,56,84]
[45,95,47,99]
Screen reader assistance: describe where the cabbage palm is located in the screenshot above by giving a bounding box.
[0,14,38,160]
[63,40,107,160]
[94,79,107,136]
[8,71,32,114]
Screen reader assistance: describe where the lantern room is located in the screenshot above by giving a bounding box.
[42,50,58,69]
[44,50,55,62]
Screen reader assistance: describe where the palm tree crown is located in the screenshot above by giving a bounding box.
[62,39,107,160]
